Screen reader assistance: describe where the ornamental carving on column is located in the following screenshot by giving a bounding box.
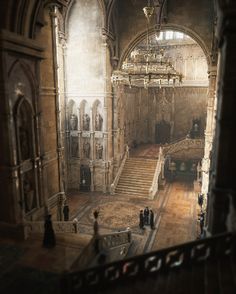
[156,88,172,122]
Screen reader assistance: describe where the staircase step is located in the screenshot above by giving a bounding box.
[118,179,153,185]
[115,157,158,199]
[121,170,155,175]
[114,190,149,197]
[115,187,150,193]
[117,180,151,185]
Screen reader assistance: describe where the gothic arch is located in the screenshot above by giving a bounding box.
[118,24,211,70]
[14,97,35,162]
[65,0,106,37]
[8,59,36,90]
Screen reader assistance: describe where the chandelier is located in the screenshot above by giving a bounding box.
[111,1,183,89]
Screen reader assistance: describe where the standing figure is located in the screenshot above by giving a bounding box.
[69,114,78,131]
[149,210,155,229]
[144,206,150,225]
[95,112,103,131]
[63,201,69,221]
[73,218,79,233]
[42,214,56,248]
[198,193,204,211]
[83,141,90,158]
[199,211,205,236]
[96,142,103,159]
[83,113,90,131]
[139,210,144,229]
[71,136,79,157]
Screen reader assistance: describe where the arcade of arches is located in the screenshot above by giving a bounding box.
[1,0,236,280]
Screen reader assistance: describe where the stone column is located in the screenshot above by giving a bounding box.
[201,66,217,211]
[208,1,236,234]
[89,161,94,192]
[90,107,95,160]
[102,32,113,192]
[50,6,65,195]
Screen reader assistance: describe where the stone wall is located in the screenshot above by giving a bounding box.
[117,0,214,66]
[65,0,112,192]
[122,86,207,146]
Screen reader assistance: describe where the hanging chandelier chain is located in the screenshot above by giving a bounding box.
[111,0,183,88]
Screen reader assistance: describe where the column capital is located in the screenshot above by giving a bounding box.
[208,66,217,77]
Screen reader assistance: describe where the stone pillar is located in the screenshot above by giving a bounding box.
[50,6,65,195]
[102,32,113,192]
[207,1,236,234]
[201,66,217,203]
[90,161,94,192]
[90,107,95,160]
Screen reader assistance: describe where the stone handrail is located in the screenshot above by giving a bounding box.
[99,229,132,250]
[71,235,98,270]
[149,147,163,199]
[110,146,129,195]
[24,220,79,238]
[163,138,204,156]
[61,232,233,293]
[71,229,132,270]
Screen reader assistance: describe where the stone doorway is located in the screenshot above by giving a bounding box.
[155,120,171,144]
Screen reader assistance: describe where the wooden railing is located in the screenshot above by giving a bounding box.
[111,147,129,195]
[149,147,164,199]
[60,232,234,294]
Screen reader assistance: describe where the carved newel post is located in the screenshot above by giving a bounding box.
[57,193,66,221]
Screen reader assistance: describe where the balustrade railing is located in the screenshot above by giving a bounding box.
[111,147,129,195]
[149,147,164,199]
[24,220,78,237]
[71,229,132,271]
[61,232,234,294]
[163,138,204,155]
[99,229,132,250]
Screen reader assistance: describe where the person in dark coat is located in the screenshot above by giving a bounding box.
[63,201,69,221]
[43,214,56,248]
[149,209,155,229]
[144,206,150,225]
[199,212,205,236]
[139,210,144,229]
[198,193,204,210]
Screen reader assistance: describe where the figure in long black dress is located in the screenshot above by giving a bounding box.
[149,210,155,229]
[43,214,56,248]
[144,207,150,225]
[63,201,69,221]
[139,210,144,229]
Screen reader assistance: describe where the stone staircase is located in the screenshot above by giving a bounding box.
[115,157,157,197]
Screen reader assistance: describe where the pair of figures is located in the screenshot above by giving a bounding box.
[139,206,155,229]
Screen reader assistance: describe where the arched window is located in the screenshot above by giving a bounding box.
[16,99,34,161]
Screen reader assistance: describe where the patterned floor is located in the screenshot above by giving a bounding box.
[63,179,199,256]
[0,144,201,279]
